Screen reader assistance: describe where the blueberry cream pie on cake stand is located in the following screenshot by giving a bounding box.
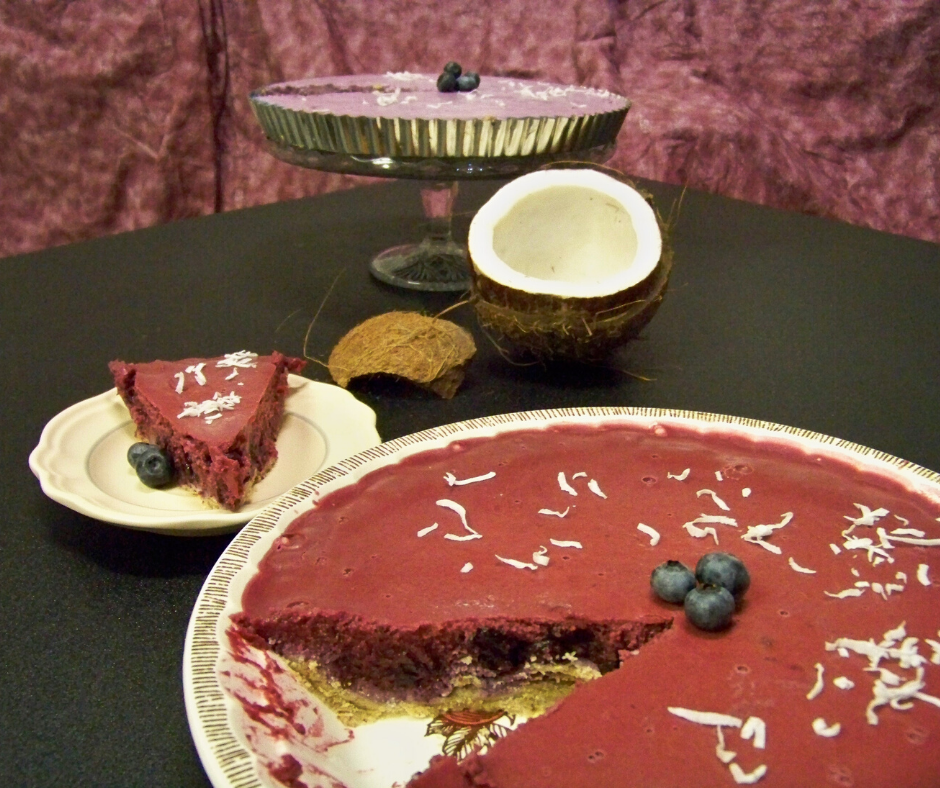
[249,66,630,291]
[109,351,305,511]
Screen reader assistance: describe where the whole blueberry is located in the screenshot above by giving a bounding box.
[127,441,155,468]
[456,72,481,92]
[685,584,735,631]
[651,560,697,604]
[442,61,462,77]
[135,446,174,488]
[437,71,458,92]
[695,552,750,600]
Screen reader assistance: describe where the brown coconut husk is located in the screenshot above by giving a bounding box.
[328,311,476,398]
[472,242,672,362]
[470,163,675,362]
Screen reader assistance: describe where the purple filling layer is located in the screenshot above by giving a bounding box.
[253,73,628,121]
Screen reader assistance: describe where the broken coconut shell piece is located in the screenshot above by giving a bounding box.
[467,168,671,361]
[328,311,476,399]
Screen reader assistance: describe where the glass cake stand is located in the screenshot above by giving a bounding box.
[262,140,617,292]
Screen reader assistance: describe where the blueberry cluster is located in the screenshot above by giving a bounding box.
[127,442,175,488]
[650,552,750,632]
[436,62,480,93]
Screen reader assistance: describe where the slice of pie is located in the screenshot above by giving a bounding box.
[109,350,306,511]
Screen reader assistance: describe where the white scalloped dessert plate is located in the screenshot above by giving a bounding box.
[29,375,380,535]
[183,407,940,788]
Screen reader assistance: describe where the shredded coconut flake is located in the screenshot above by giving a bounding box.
[436,499,468,520]
[587,478,607,499]
[825,588,865,599]
[742,512,792,553]
[375,87,402,106]
[185,363,207,386]
[715,725,737,764]
[496,555,539,570]
[925,639,940,665]
[557,472,578,496]
[740,716,766,749]
[667,468,690,481]
[742,487,752,498]
[667,707,743,728]
[532,546,550,567]
[830,543,842,555]
[843,504,890,535]
[892,527,926,537]
[881,622,907,645]
[417,524,438,537]
[174,372,185,394]
[749,538,783,555]
[812,718,841,737]
[885,533,940,547]
[444,532,482,542]
[917,564,931,586]
[216,350,257,369]
[833,676,855,690]
[549,539,582,549]
[637,523,661,546]
[460,562,473,573]
[177,391,241,421]
[571,471,587,479]
[539,507,570,518]
[385,70,423,81]
[884,582,905,596]
[788,557,817,574]
[683,523,719,544]
[444,471,496,486]
[697,489,731,511]
[807,663,825,700]
[876,668,902,686]
[436,499,482,539]
[690,514,739,527]
[729,763,768,784]
[715,470,724,481]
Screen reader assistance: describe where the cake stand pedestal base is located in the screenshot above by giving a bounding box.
[369,240,469,292]
[369,181,470,292]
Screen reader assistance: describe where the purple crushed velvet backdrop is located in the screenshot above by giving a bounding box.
[1,0,938,258]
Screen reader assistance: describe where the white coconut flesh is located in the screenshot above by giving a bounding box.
[468,169,662,300]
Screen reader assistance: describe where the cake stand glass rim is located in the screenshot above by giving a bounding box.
[261,138,616,180]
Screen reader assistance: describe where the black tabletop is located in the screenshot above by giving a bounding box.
[2,177,938,787]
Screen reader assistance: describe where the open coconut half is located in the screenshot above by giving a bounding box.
[468,168,670,360]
